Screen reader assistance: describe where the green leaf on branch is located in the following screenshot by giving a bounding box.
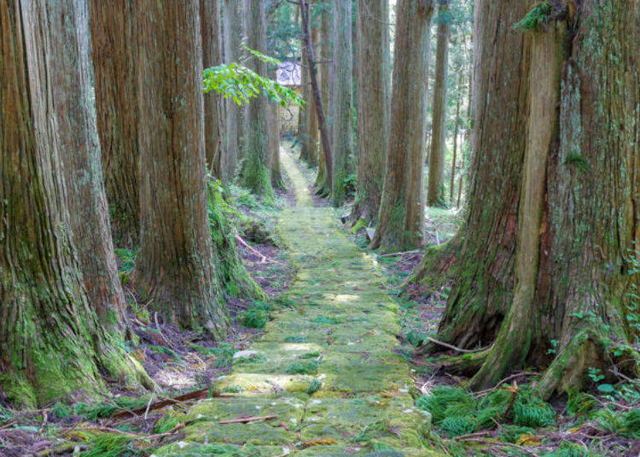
[203,47,304,108]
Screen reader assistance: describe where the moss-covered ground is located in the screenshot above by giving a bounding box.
[153,149,443,456]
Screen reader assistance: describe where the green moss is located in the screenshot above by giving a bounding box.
[285,360,318,375]
[207,180,266,300]
[564,152,589,171]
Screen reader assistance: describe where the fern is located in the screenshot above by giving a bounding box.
[82,433,137,457]
[542,442,592,457]
[594,407,626,434]
[84,397,149,421]
[154,410,187,434]
[514,2,553,31]
[513,391,556,427]
[624,408,640,438]
[416,387,476,423]
[440,415,479,437]
[240,302,273,329]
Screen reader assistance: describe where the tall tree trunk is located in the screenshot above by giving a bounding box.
[61,0,126,328]
[456,57,473,208]
[301,0,333,194]
[409,0,531,350]
[330,0,353,207]
[370,0,434,252]
[240,0,273,199]
[300,28,319,168]
[222,0,243,181]
[427,0,450,207]
[314,0,332,194]
[201,0,225,177]
[350,0,390,224]
[470,20,562,390]
[270,69,284,189]
[449,71,462,203]
[298,58,310,153]
[134,0,230,338]
[89,0,139,248]
[0,0,150,407]
[417,0,640,398]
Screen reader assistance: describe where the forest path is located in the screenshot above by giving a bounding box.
[155,148,438,456]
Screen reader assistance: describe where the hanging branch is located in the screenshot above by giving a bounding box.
[299,0,333,189]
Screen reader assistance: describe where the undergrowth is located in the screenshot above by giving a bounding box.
[417,385,555,438]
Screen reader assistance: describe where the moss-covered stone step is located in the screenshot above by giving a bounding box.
[152,150,444,456]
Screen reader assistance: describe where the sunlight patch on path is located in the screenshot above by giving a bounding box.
[154,150,441,457]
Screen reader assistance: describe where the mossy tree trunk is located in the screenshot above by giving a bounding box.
[330,0,353,207]
[201,0,225,177]
[370,0,434,253]
[426,0,450,208]
[60,0,126,329]
[0,0,150,407]
[222,0,243,181]
[418,0,640,398]
[134,0,230,338]
[409,0,531,350]
[240,0,274,200]
[89,0,139,248]
[350,0,390,224]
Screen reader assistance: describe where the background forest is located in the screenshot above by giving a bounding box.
[1,0,639,456]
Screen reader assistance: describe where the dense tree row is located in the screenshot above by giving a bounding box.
[0,0,261,406]
[1,0,638,409]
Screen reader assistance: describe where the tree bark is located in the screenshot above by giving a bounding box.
[201,0,225,177]
[61,0,126,328]
[301,0,333,194]
[350,0,390,224]
[89,0,139,248]
[222,0,243,181]
[330,0,354,207]
[314,0,332,195]
[416,0,640,397]
[470,22,562,390]
[410,0,531,351]
[270,72,284,189]
[0,0,150,407]
[240,0,273,199]
[134,0,230,338]
[370,0,434,252]
[300,27,319,168]
[427,0,450,208]
[449,70,462,204]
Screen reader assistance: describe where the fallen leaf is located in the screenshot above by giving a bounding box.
[303,438,337,447]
